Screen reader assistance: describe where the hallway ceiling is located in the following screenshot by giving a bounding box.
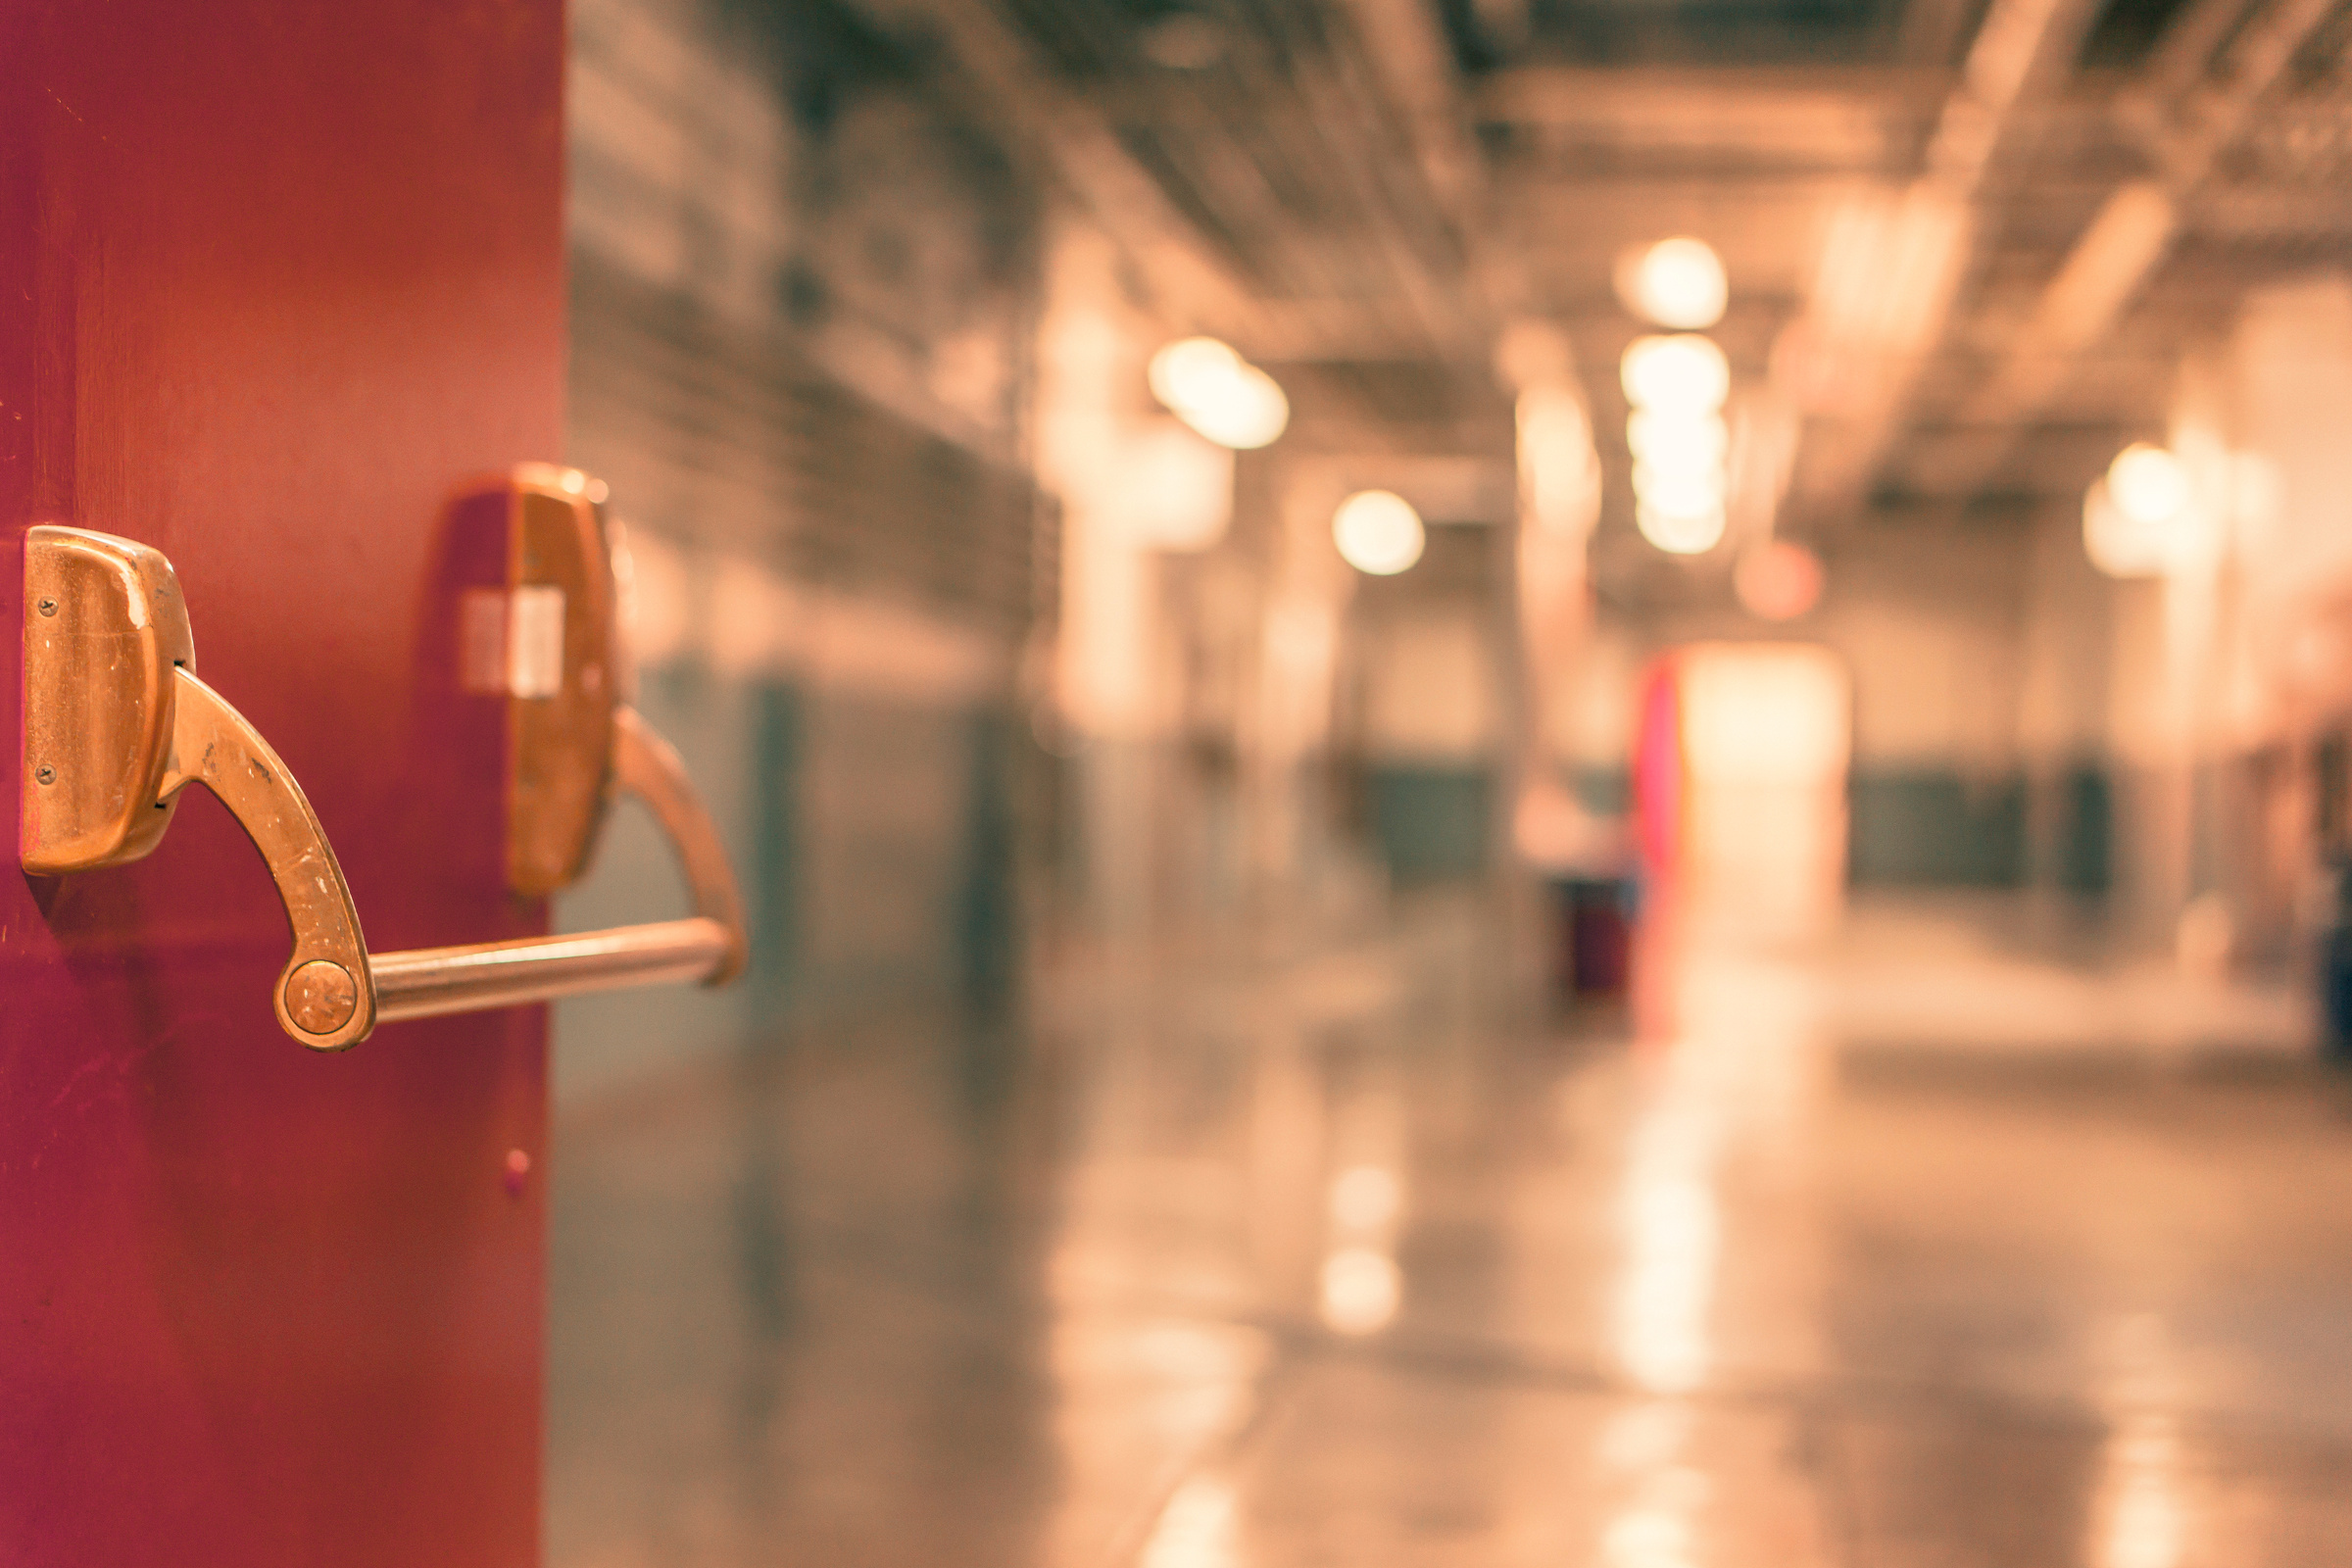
[888,0,2352,552]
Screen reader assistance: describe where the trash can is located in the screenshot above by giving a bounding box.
[1551,876,1635,1002]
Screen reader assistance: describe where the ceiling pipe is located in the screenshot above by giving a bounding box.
[1930,0,2342,495]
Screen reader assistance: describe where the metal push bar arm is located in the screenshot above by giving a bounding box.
[368,709,742,1023]
[21,512,746,1053]
[161,667,743,1046]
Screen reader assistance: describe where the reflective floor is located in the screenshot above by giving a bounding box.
[548,894,2352,1566]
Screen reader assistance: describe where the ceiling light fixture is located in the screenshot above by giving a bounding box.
[1620,334,1730,416]
[2107,442,2188,526]
[1637,504,1727,557]
[1623,335,1733,558]
[2083,442,2227,579]
[1621,237,1729,330]
[1149,336,1290,450]
[1631,463,1724,519]
[1333,490,1425,575]
[1627,410,1728,468]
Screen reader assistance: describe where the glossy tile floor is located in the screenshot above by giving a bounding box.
[548,895,2352,1566]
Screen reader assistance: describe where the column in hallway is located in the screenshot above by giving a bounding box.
[1034,223,1176,945]
[1249,462,1358,914]
[2196,278,2352,961]
[1034,222,1304,944]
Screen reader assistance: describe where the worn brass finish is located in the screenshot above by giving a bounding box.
[501,466,620,897]
[24,527,376,1049]
[21,526,197,874]
[18,500,746,1051]
[157,668,378,1050]
[285,959,363,1035]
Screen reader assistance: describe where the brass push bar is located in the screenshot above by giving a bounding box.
[369,710,741,1023]
[19,472,746,1051]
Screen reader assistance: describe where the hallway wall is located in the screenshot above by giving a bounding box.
[1356,606,1502,883]
[1817,529,2032,888]
[551,0,1047,1102]
[1625,526,2036,891]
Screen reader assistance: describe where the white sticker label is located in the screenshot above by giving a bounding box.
[508,585,566,699]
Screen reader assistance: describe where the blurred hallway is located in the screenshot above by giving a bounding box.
[533,0,2352,1561]
[548,891,2350,1566]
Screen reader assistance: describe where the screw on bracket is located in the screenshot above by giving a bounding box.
[36,598,58,616]
[34,765,56,786]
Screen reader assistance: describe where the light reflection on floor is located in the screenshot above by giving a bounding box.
[548,893,2352,1566]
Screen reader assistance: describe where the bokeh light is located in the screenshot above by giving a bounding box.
[1638,504,1727,556]
[1147,336,1235,409]
[1632,463,1724,519]
[1625,335,1732,559]
[1333,489,1425,575]
[1735,540,1825,619]
[2083,479,2173,578]
[2108,442,2188,525]
[1318,1247,1401,1335]
[1620,335,1730,416]
[1148,335,1290,449]
[2083,441,2226,579]
[1629,411,1728,468]
[1623,236,1728,329]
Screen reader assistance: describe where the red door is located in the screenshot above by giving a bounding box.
[4,4,564,1562]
